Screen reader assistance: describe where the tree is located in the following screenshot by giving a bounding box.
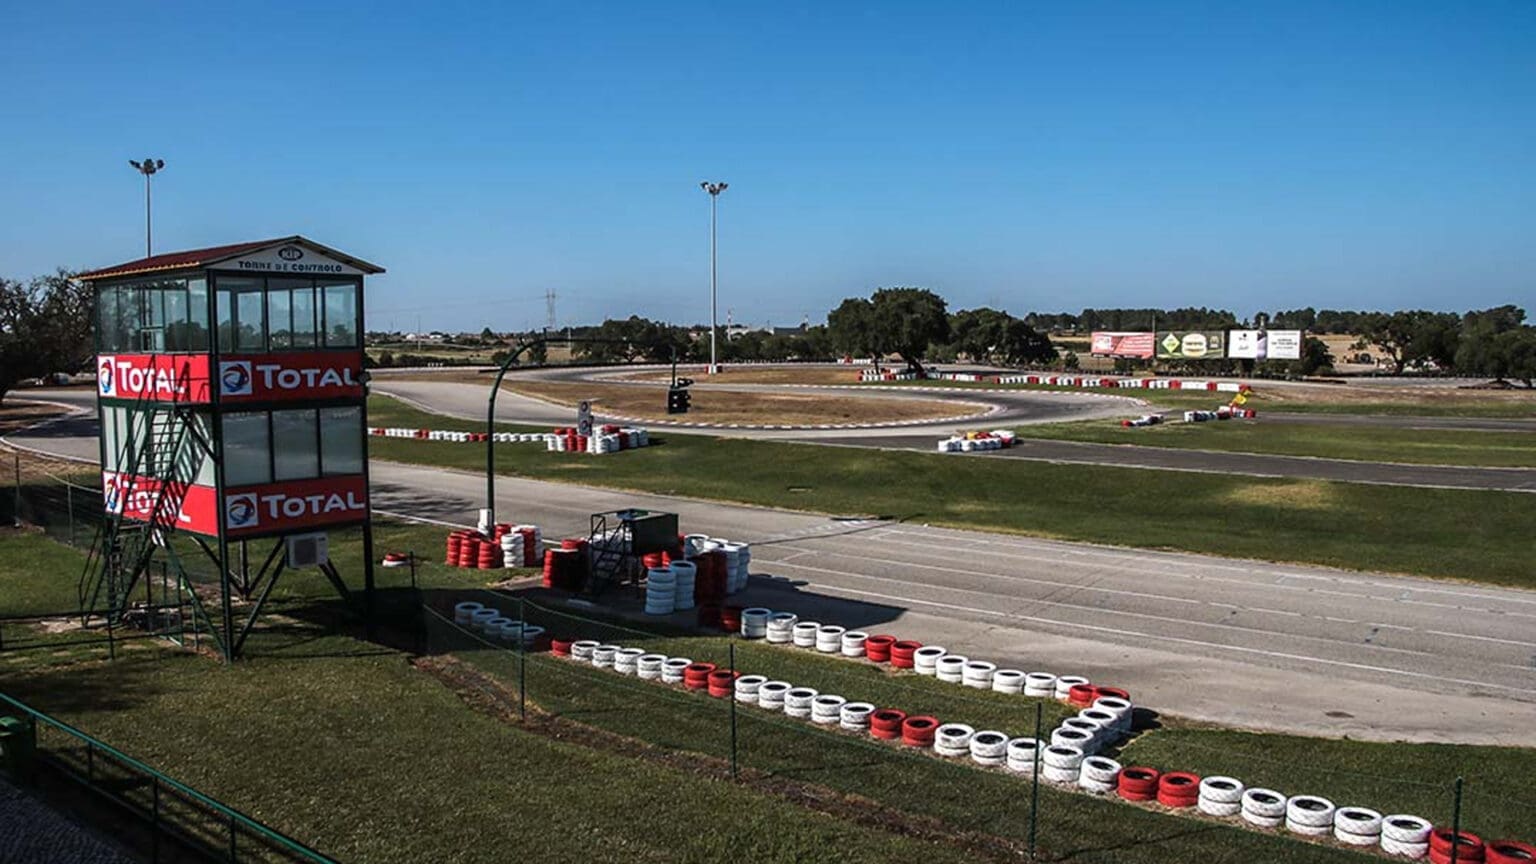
[1,270,92,405]
[1355,310,1460,374]
[827,297,877,361]
[867,287,949,372]
[1455,306,1526,378]
[480,326,498,342]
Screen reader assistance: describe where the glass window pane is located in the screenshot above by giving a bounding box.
[224,412,271,486]
[165,287,189,351]
[236,289,264,351]
[267,289,292,350]
[102,406,121,471]
[98,287,120,352]
[290,283,316,348]
[216,290,234,352]
[120,285,142,350]
[319,406,363,475]
[272,409,319,481]
[190,412,216,486]
[322,283,357,347]
[186,278,209,350]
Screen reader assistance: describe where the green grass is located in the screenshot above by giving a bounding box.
[367,396,1536,589]
[1009,418,1536,467]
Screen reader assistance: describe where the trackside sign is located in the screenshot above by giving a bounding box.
[217,352,365,402]
[223,476,369,537]
[97,355,211,402]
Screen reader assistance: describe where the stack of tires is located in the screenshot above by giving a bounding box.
[1040,744,1084,785]
[1240,788,1287,828]
[1378,817,1434,859]
[644,566,676,615]
[1077,756,1122,794]
[1157,773,1201,809]
[1331,807,1383,848]
[765,612,797,643]
[811,695,846,725]
[1197,776,1245,817]
[969,731,1008,767]
[934,723,974,758]
[739,607,771,638]
[1284,795,1336,837]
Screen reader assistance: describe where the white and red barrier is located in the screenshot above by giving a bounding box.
[370,425,650,455]
[931,372,1247,393]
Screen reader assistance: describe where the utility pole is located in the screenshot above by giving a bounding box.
[128,158,166,257]
[700,181,728,374]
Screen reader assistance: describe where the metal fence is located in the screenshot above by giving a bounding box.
[3,450,102,550]
[0,693,336,863]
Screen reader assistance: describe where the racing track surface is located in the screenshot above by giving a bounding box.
[8,390,1536,746]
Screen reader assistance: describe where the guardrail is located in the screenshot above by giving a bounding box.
[0,692,336,863]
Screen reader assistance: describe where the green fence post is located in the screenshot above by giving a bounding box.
[1029,701,1042,861]
[66,484,74,546]
[1449,776,1464,864]
[729,642,739,781]
[228,812,238,862]
[517,597,527,721]
[10,452,18,526]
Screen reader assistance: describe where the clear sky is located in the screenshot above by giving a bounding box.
[2,0,1532,331]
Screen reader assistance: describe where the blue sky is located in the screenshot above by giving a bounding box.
[2,0,1532,331]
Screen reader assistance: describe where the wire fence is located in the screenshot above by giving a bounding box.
[0,693,336,864]
[420,589,1528,861]
[3,449,101,551]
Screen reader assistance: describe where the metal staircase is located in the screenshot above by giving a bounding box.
[584,513,634,598]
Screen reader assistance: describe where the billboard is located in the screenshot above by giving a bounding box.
[97,354,212,403]
[223,475,369,538]
[1266,330,1303,360]
[103,471,220,536]
[1090,331,1156,359]
[1155,331,1226,360]
[1227,330,1267,359]
[97,352,364,404]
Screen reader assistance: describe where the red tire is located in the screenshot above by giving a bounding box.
[1095,686,1131,702]
[1488,841,1536,864]
[549,638,574,657]
[890,640,921,669]
[865,635,896,663]
[901,715,939,747]
[1432,829,1486,858]
[870,708,907,740]
[1156,771,1200,807]
[1067,683,1098,707]
[683,662,716,690]
[1117,766,1160,801]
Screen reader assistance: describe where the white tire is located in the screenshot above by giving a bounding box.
[1242,788,1286,819]
[1078,775,1117,794]
[1050,727,1095,753]
[1005,738,1041,773]
[1024,672,1057,696]
[1054,675,1089,700]
[1380,836,1429,858]
[935,723,975,755]
[1286,795,1336,828]
[1333,807,1382,837]
[961,660,996,689]
[992,669,1026,694]
[1242,811,1284,829]
[811,695,846,724]
[839,702,875,729]
[1287,820,1332,837]
[1080,756,1121,785]
[792,622,819,648]
[1041,744,1084,770]
[969,731,1008,760]
[592,645,619,668]
[1198,799,1242,818]
[1042,764,1080,785]
[661,657,691,684]
[913,646,947,675]
[570,640,599,660]
[757,681,791,709]
[815,624,845,653]
[1335,827,1381,846]
[734,674,766,703]
[1198,776,1244,804]
[1380,815,1432,845]
[784,687,818,712]
[840,631,868,656]
[935,655,968,683]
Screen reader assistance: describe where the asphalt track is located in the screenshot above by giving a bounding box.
[369,371,1536,492]
[7,390,1536,745]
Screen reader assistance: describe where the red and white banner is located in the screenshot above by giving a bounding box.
[96,355,212,403]
[1090,332,1156,359]
[222,475,368,537]
[102,471,220,536]
[215,351,365,402]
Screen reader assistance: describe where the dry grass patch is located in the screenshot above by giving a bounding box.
[1220,480,1342,512]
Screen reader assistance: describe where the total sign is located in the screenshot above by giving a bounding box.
[217,352,365,402]
[101,471,220,535]
[223,476,369,536]
[97,355,212,402]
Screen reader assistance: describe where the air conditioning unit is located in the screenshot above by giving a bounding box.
[285,532,329,569]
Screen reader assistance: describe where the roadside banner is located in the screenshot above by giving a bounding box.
[1090,331,1156,358]
[1155,331,1226,360]
[1227,330,1267,359]
[1266,330,1303,360]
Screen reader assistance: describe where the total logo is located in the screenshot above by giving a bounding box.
[98,357,116,395]
[219,361,254,396]
[226,489,365,528]
[225,493,260,529]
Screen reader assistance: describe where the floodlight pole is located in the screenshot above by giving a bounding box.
[701,181,727,374]
[129,157,166,257]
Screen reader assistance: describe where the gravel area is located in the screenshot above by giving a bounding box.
[0,777,133,864]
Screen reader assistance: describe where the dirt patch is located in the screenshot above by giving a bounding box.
[413,653,1037,863]
[507,380,979,425]
[1220,481,1340,512]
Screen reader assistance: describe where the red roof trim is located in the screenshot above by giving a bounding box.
[77,236,384,280]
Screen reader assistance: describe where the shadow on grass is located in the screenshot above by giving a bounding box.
[1049,822,1227,862]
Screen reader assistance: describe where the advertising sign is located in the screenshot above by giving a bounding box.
[217,244,366,276]
[223,475,368,537]
[97,354,212,403]
[1227,330,1267,359]
[1090,332,1156,359]
[217,351,366,402]
[102,471,220,536]
[1156,331,1227,360]
[1266,330,1303,360]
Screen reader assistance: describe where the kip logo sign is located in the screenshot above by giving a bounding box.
[217,352,365,402]
[219,361,254,396]
[225,493,259,529]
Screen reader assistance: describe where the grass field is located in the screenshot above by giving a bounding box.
[9,529,1528,862]
[1009,418,1536,467]
[366,396,1536,589]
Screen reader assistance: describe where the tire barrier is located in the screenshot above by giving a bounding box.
[783,687,819,719]
[1285,795,1337,837]
[707,669,739,698]
[991,669,1025,694]
[1240,788,1287,829]
[636,653,666,680]
[1067,683,1098,708]
[1488,841,1536,864]
[549,637,575,657]
[381,551,411,568]
[1054,675,1090,701]
[1078,756,1122,794]
[1430,829,1484,864]
[815,625,846,654]
[811,694,847,725]
[452,601,484,624]
[669,561,697,611]
[757,681,791,710]
[1049,726,1095,754]
[1006,738,1042,774]
[1197,776,1244,817]
[968,730,1008,766]
[1117,767,1160,802]
[660,657,691,685]
[889,640,920,669]
[912,645,947,675]
[373,425,650,455]
[1024,672,1057,698]
[591,644,618,669]
[739,608,771,639]
[935,654,968,684]
[791,622,820,648]
[961,660,996,690]
[1333,807,1384,847]
[733,674,766,704]
[900,715,939,748]
[934,723,975,758]
[929,372,1247,394]
[839,702,875,732]
[1381,815,1433,858]
[765,612,798,644]
[1156,772,1201,809]
[1040,743,1083,785]
[864,635,895,663]
[1091,696,1134,736]
[870,709,907,741]
[840,630,868,658]
[543,548,587,591]
[682,662,716,691]
[936,430,1018,453]
[614,647,644,676]
[643,567,676,615]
